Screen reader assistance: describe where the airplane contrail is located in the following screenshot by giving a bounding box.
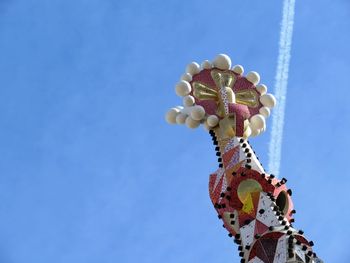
[268,0,296,176]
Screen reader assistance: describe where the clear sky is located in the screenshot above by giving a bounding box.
[0,0,349,262]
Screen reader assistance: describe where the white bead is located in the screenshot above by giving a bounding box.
[185,116,200,129]
[183,95,195,107]
[213,54,231,70]
[201,60,212,69]
[207,115,219,127]
[190,105,205,120]
[165,108,180,124]
[256,84,267,95]
[250,126,260,137]
[259,106,270,118]
[250,114,265,129]
[246,71,260,85]
[176,113,187,124]
[203,121,211,131]
[260,93,276,108]
[232,65,244,75]
[244,125,252,138]
[175,80,191,97]
[181,73,192,82]
[186,62,200,75]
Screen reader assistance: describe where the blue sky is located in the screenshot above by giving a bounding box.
[0,0,349,262]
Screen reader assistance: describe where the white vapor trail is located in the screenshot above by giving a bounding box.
[268,0,296,176]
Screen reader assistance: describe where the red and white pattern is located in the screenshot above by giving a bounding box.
[167,54,322,263]
[208,135,321,263]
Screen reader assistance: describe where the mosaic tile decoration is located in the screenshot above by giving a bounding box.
[166,54,323,263]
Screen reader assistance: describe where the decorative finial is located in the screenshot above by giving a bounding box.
[166,54,276,139]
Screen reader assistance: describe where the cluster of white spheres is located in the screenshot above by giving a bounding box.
[247,92,276,137]
[166,105,207,129]
[166,53,277,137]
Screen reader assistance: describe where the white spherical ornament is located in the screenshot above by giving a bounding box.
[259,106,270,118]
[250,126,260,137]
[250,114,265,130]
[207,115,219,127]
[176,113,187,124]
[213,54,231,70]
[244,125,252,138]
[183,95,195,107]
[256,84,267,95]
[186,62,200,75]
[232,65,244,75]
[181,73,192,82]
[203,121,211,131]
[190,105,205,121]
[165,108,180,124]
[260,93,276,108]
[175,80,191,97]
[246,71,260,85]
[185,116,200,129]
[201,60,212,69]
